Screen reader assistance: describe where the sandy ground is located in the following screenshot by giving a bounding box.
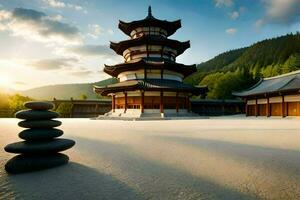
[0,118,300,200]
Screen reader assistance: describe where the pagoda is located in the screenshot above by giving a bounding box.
[94,6,207,118]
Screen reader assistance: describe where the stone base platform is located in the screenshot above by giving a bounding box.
[93,109,207,120]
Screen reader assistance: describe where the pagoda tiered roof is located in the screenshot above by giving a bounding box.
[94,79,207,96]
[110,35,190,56]
[119,6,181,37]
[104,58,196,78]
[94,6,207,99]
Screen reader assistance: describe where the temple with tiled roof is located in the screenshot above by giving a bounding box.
[233,70,300,117]
[94,6,207,118]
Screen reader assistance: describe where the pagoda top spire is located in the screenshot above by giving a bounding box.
[147,6,153,18]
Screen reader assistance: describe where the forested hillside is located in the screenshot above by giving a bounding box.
[21,78,117,100]
[185,32,300,99]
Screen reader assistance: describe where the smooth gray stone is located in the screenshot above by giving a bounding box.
[15,110,59,120]
[5,153,69,174]
[24,101,54,110]
[18,120,62,128]
[19,128,63,141]
[4,139,75,154]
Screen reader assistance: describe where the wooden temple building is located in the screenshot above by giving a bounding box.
[234,70,300,117]
[94,7,207,118]
[50,98,244,118]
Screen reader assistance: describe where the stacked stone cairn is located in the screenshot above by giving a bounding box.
[4,101,75,174]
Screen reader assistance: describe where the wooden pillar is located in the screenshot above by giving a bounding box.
[95,104,99,116]
[141,91,144,113]
[186,96,191,113]
[144,68,147,80]
[245,99,248,117]
[266,97,270,117]
[282,95,285,117]
[255,98,258,117]
[70,103,74,118]
[124,92,127,113]
[185,96,188,111]
[160,91,164,113]
[112,95,115,112]
[176,92,179,113]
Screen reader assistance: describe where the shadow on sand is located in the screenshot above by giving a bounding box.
[69,136,257,200]
[3,135,271,200]
[5,162,143,200]
[152,135,300,174]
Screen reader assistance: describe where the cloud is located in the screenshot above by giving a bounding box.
[0,8,82,44]
[43,0,86,13]
[13,81,27,85]
[64,44,115,57]
[257,0,300,26]
[68,70,93,77]
[43,0,65,8]
[0,10,11,20]
[87,24,102,39]
[225,28,237,34]
[214,0,233,7]
[107,29,114,35]
[67,4,83,11]
[229,11,239,19]
[255,19,264,28]
[30,57,78,70]
[87,25,114,39]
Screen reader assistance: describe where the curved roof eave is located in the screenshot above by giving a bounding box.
[233,73,300,97]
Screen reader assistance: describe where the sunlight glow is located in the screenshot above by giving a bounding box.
[0,76,12,88]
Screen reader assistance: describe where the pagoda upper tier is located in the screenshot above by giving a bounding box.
[110,35,190,61]
[119,6,181,38]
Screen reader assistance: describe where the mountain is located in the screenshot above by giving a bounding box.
[20,78,117,100]
[184,32,300,99]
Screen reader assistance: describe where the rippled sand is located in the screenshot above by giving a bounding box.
[1,118,300,200]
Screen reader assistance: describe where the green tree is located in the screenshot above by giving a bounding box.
[8,94,33,114]
[80,93,87,100]
[0,93,11,117]
[199,72,224,99]
[282,53,300,73]
[0,93,9,109]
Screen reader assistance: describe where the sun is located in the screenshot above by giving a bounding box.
[0,76,12,89]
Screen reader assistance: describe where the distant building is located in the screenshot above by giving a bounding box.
[52,99,111,118]
[94,6,207,118]
[233,70,300,117]
[51,99,244,118]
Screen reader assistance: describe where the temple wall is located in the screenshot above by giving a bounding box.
[118,70,183,82]
[114,95,187,110]
[130,27,168,38]
[245,94,300,117]
[115,91,186,97]
[123,45,177,62]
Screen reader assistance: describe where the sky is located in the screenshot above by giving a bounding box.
[0,0,299,91]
